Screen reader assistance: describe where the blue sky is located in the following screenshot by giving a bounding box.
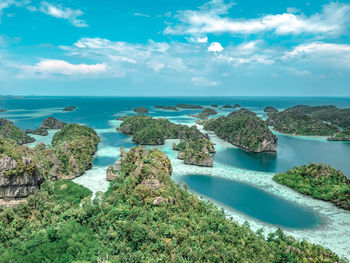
[0,0,350,96]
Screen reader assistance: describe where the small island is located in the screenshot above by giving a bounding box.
[264,106,278,114]
[25,127,49,136]
[118,115,214,166]
[0,118,35,145]
[203,108,277,152]
[222,104,234,108]
[211,104,218,107]
[154,105,178,111]
[176,104,203,109]
[266,109,339,136]
[134,107,149,113]
[273,163,350,210]
[0,109,6,112]
[63,106,76,112]
[192,108,217,120]
[41,117,66,129]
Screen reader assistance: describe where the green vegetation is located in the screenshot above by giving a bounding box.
[154,105,178,111]
[291,105,350,128]
[134,107,149,113]
[204,108,277,152]
[173,139,215,166]
[267,109,339,136]
[0,118,35,145]
[51,124,100,177]
[193,108,217,120]
[25,127,49,136]
[40,117,66,129]
[264,106,278,114]
[118,115,214,166]
[273,163,350,210]
[328,127,350,141]
[176,104,203,109]
[0,147,344,262]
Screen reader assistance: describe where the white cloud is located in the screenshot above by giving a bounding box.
[28,1,88,27]
[25,59,106,76]
[165,1,350,37]
[192,76,218,86]
[208,42,223,52]
[186,35,208,43]
[133,12,150,18]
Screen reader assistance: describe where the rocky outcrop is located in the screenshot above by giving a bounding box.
[222,104,234,108]
[0,155,44,199]
[0,109,6,112]
[41,117,66,129]
[134,107,149,114]
[204,108,277,153]
[234,104,241,108]
[25,127,49,136]
[211,104,218,107]
[0,118,35,145]
[63,106,76,112]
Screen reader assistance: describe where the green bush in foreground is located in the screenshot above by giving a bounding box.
[273,163,350,210]
[0,147,344,262]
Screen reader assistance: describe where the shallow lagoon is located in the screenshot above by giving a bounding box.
[182,174,320,229]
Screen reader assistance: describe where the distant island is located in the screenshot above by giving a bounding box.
[63,106,76,112]
[134,107,149,113]
[176,104,203,109]
[154,105,178,111]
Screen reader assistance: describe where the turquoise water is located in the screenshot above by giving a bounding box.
[214,135,350,177]
[182,174,319,228]
[1,96,350,228]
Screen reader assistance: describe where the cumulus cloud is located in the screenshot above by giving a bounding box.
[208,42,223,52]
[28,1,88,27]
[24,59,106,76]
[164,1,350,37]
[0,0,29,19]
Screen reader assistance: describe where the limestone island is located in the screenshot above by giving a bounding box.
[117,115,214,166]
[264,106,278,114]
[0,118,35,145]
[191,108,217,120]
[0,123,99,205]
[154,105,178,111]
[273,163,350,210]
[134,107,149,113]
[63,106,76,111]
[41,117,66,129]
[211,104,218,107]
[176,104,203,109]
[266,109,339,136]
[25,127,49,136]
[203,108,277,153]
[0,109,6,112]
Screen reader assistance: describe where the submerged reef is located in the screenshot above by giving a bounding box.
[204,108,277,152]
[274,163,350,210]
[0,118,35,145]
[266,109,339,136]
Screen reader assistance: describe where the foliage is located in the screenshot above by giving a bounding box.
[328,127,350,141]
[193,108,217,120]
[176,104,203,109]
[0,118,35,145]
[273,163,350,210]
[154,105,178,111]
[267,109,339,136]
[0,147,344,262]
[204,108,277,152]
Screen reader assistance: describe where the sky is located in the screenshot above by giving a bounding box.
[0,0,350,96]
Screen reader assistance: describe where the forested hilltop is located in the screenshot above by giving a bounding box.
[203,108,277,152]
[0,146,344,262]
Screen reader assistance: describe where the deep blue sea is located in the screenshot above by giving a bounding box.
[1,96,350,229]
